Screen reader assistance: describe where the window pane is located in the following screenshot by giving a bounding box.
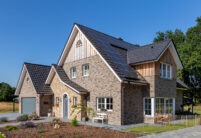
[167,65,170,79]
[144,98,151,115]
[163,64,166,78]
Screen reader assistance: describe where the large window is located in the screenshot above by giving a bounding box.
[160,63,172,79]
[97,97,113,111]
[155,98,173,114]
[82,64,89,76]
[144,98,151,115]
[70,67,76,78]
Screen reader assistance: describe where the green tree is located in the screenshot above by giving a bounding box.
[0,82,16,101]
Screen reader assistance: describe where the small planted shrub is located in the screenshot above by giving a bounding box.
[4,125,19,131]
[0,132,6,138]
[51,118,62,129]
[24,121,35,128]
[39,122,44,126]
[29,111,38,120]
[17,114,29,121]
[38,129,46,133]
[71,117,78,126]
[0,117,8,122]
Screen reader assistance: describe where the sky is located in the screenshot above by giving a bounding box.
[0,0,201,87]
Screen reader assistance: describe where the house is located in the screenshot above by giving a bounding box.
[15,23,188,125]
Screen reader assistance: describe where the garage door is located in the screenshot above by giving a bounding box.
[22,97,36,114]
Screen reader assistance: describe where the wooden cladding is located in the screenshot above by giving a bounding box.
[65,31,97,63]
[135,62,155,77]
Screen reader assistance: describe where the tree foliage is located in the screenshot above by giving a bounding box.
[153,16,201,104]
[0,82,16,101]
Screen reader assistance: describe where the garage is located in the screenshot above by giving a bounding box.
[21,97,36,114]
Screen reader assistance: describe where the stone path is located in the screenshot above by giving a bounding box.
[141,125,201,138]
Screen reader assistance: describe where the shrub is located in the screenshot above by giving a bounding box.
[24,121,35,128]
[0,132,6,138]
[38,129,46,133]
[4,125,19,131]
[51,118,61,126]
[39,122,44,126]
[29,111,38,120]
[17,114,29,121]
[71,117,78,126]
[0,117,8,122]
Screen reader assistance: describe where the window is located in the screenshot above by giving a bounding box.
[73,97,77,105]
[160,63,172,79]
[70,67,76,78]
[144,98,151,115]
[97,97,113,111]
[155,97,173,114]
[76,40,82,47]
[56,97,59,105]
[82,64,89,76]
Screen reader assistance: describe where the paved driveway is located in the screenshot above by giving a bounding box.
[0,113,21,120]
[141,125,201,138]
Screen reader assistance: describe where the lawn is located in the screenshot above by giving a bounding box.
[0,122,143,138]
[0,102,19,113]
[123,119,201,134]
[184,104,201,115]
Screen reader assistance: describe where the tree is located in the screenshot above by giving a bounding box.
[0,82,16,101]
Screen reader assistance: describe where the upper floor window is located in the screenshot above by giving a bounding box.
[160,63,172,79]
[70,67,76,78]
[97,97,113,111]
[76,40,82,47]
[82,64,89,76]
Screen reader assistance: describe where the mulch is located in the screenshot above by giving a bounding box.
[0,122,144,138]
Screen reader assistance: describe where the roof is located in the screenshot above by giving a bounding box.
[176,79,189,89]
[15,63,52,95]
[24,63,52,94]
[76,23,147,83]
[128,39,172,64]
[52,64,88,93]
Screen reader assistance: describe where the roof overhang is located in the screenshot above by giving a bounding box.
[45,66,87,94]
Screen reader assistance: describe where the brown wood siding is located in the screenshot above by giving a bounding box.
[135,62,155,77]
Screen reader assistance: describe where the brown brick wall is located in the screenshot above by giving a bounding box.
[63,55,122,125]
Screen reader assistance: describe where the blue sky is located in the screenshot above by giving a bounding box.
[0,0,201,87]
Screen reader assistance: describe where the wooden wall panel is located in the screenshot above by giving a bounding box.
[135,62,155,77]
[65,31,97,63]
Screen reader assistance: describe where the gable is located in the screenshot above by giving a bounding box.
[64,31,97,63]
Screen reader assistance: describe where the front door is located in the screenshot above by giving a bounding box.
[63,94,68,118]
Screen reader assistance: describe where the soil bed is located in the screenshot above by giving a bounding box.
[0,122,143,138]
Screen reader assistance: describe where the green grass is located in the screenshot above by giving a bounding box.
[184,104,201,115]
[123,119,201,134]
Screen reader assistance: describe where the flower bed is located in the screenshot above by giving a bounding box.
[0,122,143,138]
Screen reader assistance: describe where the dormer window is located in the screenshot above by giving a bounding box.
[76,40,82,47]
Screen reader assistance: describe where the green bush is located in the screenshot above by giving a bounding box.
[71,117,78,126]
[4,125,19,131]
[0,132,6,138]
[38,129,46,133]
[17,114,29,121]
[0,117,8,122]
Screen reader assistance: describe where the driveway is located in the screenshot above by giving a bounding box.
[0,113,21,121]
[141,125,201,138]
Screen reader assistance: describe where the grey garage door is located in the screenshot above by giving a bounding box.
[22,97,36,114]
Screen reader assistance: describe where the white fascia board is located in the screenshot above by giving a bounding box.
[15,65,27,95]
[75,25,122,82]
[45,67,55,84]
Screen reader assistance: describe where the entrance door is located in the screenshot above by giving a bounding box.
[63,94,68,118]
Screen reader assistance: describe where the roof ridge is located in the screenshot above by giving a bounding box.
[24,62,51,67]
[75,23,139,48]
[129,39,172,51]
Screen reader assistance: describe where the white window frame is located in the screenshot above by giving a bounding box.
[82,64,89,76]
[70,67,76,78]
[160,62,172,79]
[155,97,175,115]
[97,97,113,112]
[73,97,77,105]
[143,97,155,117]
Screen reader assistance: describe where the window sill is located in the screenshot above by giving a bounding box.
[97,109,113,112]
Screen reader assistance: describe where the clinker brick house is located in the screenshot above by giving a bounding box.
[15,24,188,125]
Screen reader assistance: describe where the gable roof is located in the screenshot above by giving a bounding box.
[128,39,172,64]
[51,64,88,94]
[58,23,147,84]
[15,63,52,95]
